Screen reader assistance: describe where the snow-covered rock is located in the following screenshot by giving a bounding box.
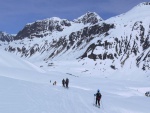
[0,31,14,42]
[73,11,103,24]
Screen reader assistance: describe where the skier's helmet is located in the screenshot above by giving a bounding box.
[97,89,100,92]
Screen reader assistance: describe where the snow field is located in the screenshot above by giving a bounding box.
[1,49,150,113]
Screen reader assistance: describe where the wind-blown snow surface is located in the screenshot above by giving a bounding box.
[0,49,150,113]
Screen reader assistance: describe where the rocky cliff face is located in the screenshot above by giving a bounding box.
[14,17,72,40]
[73,12,103,24]
[14,12,102,40]
[79,21,150,70]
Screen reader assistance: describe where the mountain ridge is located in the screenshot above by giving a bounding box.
[0,2,150,73]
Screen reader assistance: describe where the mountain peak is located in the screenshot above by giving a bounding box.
[137,2,150,6]
[27,17,63,25]
[74,11,103,24]
[0,31,14,42]
[15,16,72,40]
[131,2,150,10]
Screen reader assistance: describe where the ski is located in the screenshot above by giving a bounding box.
[93,104,100,108]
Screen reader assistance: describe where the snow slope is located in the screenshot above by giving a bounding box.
[106,2,150,24]
[0,49,150,113]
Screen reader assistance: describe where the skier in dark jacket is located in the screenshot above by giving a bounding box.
[62,79,65,87]
[66,78,69,88]
[94,89,102,107]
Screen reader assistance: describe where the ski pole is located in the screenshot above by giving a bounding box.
[93,95,95,105]
[93,94,96,105]
[101,99,104,109]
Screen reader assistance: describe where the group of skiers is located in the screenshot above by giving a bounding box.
[50,78,102,108]
[50,78,69,88]
[53,81,57,85]
[62,78,69,88]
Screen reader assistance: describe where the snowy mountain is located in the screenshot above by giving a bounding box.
[79,2,150,71]
[0,31,14,42]
[14,12,102,40]
[0,2,150,73]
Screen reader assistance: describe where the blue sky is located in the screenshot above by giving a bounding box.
[0,0,149,34]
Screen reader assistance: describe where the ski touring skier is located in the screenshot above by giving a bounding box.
[62,79,65,87]
[94,89,102,108]
[66,78,69,88]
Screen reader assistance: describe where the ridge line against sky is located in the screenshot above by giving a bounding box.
[0,0,149,34]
